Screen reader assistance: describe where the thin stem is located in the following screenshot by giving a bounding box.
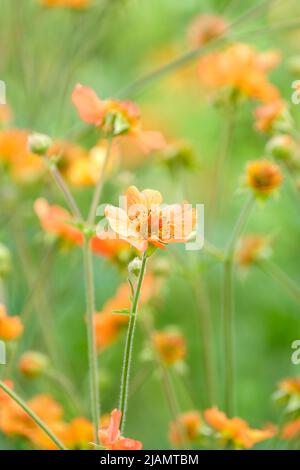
[0,381,67,450]
[43,157,82,221]
[259,260,300,306]
[83,236,100,444]
[222,194,254,416]
[119,253,147,433]
[87,137,113,227]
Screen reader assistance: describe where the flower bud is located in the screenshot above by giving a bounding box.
[266,135,295,161]
[128,257,142,277]
[19,351,48,378]
[0,243,11,277]
[28,133,52,156]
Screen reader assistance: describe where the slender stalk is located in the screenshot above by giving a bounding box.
[259,260,300,306]
[43,157,82,221]
[222,194,254,416]
[0,381,67,450]
[87,137,113,227]
[83,236,100,444]
[119,253,147,433]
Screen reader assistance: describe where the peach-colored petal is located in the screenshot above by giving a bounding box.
[108,409,122,444]
[72,84,106,125]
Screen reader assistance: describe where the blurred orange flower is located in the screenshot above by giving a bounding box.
[236,235,271,267]
[0,104,13,125]
[204,407,274,449]
[198,43,280,103]
[278,377,300,396]
[105,185,196,251]
[65,417,93,449]
[254,100,286,133]
[0,129,43,182]
[72,84,166,153]
[41,0,89,8]
[19,351,48,378]
[188,14,228,47]
[152,330,186,366]
[246,159,283,196]
[282,417,300,440]
[169,411,202,446]
[98,409,142,450]
[0,305,23,341]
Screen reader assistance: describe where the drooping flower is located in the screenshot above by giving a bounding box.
[72,84,166,153]
[98,409,142,450]
[245,159,283,197]
[254,100,289,133]
[275,376,300,413]
[94,274,154,351]
[0,305,23,341]
[236,235,271,267]
[266,134,296,161]
[105,185,196,252]
[41,0,90,8]
[204,407,274,449]
[198,43,280,103]
[152,330,187,366]
[19,351,49,379]
[169,411,202,446]
[188,14,228,47]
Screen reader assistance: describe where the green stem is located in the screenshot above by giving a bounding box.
[83,236,100,444]
[87,137,113,227]
[0,381,67,450]
[119,253,147,433]
[259,260,300,306]
[43,157,82,221]
[222,195,254,416]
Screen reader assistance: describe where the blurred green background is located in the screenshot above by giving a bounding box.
[1,0,300,449]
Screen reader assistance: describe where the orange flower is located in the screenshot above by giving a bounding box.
[254,100,286,133]
[169,411,202,446]
[98,409,142,450]
[65,417,94,449]
[0,305,23,341]
[152,330,186,366]
[105,185,196,252]
[41,0,89,8]
[0,129,43,182]
[278,377,300,397]
[72,84,166,153]
[282,417,300,440]
[204,407,274,449]
[198,43,280,103]
[19,351,48,378]
[246,159,283,196]
[0,104,13,125]
[94,274,154,351]
[236,235,271,267]
[188,14,228,47]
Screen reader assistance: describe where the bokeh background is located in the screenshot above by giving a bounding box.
[1,0,300,450]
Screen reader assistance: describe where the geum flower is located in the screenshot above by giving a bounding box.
[0,305,23,341]
[72,84,166,153]
[34,198,129,259]
[104,185,196,252]
[246,159,283,197]
[204,407,274,449]
[98,409,142,450]
[169,411,202,446]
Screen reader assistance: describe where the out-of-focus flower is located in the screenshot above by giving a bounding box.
[72,84,166,153]
[128,257,143,277]
[282,417,300,440]
[188,14,228,47]
[0,243,11,277]
[19,351,49,379]
[94,274,154,351]
[236,235,271,267]
[198,43,280,103]
[0,380,13,405]
[98,409,142,450]
[28,133,52,156]
[152,329,186,366]
[0,305,23,341]
[266,134,296,161]
[0,104,13,126]
[254,100,292,133]
[41,0,90,8]
[204,407,274,449]
[105,185,196,252]
[246,159,283,197]
[0,129,44,182]
[169,411,202,446]
[160,141,197,175]
[275,377,300,413]
[65,417,93,450]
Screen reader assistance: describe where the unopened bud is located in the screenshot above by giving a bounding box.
[19,351,48,378]
[128,257,142,277]
[266,135,295,161]
[28,133,52,156]
[0,243,11,277]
